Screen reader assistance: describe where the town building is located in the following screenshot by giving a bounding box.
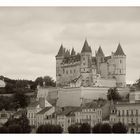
[110,101,140,133]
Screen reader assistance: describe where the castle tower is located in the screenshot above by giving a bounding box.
[113,43,126,87]
[96,46,105,74]
[71,48,76,56]
[55,44,65,87]
[80,39,92,86]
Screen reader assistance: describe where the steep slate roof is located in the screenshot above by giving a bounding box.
[28,101,39,108]
[37,107,52,115]
[97,46,104,57]
[114,43,126,56]
[71,48,76,56]
[56,44,65,57]
[81,40,92,53]
[57,107,80,116]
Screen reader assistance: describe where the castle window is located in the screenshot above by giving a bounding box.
[66,70,68,74]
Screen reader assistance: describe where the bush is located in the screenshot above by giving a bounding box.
[68,124,80,133]
[100,123,112,133]
[80,123,91,133]
[112,122,127,133]
[36,124,63,133]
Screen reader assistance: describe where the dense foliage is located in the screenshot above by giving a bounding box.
[112,122,128,133]
[0,75,56,95]
[68,122,127,134]
[35,76,56,87]
[0,90,29,111]
[68,123,91,133]
[0,114,31,133]
[92,122,127,133]
[107,87,122,102]
[36,124,63,133]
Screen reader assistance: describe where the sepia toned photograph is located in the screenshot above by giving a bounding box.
[0,7,139,134]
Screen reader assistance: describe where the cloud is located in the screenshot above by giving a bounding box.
[0,7,139,83]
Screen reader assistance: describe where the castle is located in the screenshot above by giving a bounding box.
[56,40,126,88]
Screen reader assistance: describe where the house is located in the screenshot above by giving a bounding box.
[110,101,140,133]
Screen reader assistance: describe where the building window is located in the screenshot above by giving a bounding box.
[83,57,85,60]
[120,60,122,63]
[66,70,68,74]
[131,110,133,116]
[122,110,124,116]
[74,69,76,73]
[136,110,138,116]
[83,63,85,66]
[70,70,72,74]
[120,69,121,74]
[127,110,129,116]
[63,69,65,74]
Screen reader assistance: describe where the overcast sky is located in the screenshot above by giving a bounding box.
[0,7,140,83]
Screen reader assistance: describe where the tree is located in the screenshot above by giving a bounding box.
[107,87,121,102]
[4,114,31,133]
[35,76,56,88]
[35,77,43,87]
[100,123,112,133]
[92,123,102,133]
[80,123,91,133]
[112,122,127,133]
[68,124,80,133]
[36,124,63,133]
[12,90,29,109]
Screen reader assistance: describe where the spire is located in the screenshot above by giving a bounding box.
[114,43,126,56]
[65,49,70,57]
[71,48,76,56]
[56,44,65,57]
[81,39,92,53]
[97,46,104,57]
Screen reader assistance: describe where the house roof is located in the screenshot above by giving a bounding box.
[82,100,107,109]
[37,107,52,115]
[81,40,92,53]
[114,43,126,56]
[57,107,80,116]
[28,101,39,108]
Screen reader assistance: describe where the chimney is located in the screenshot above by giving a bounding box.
[39,97,45,108]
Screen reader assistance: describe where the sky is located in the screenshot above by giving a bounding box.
[0,7,140,83]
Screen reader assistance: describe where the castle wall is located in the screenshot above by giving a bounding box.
[60,62,81,86]
[100,63,108,78]
[96,78,116,87]
[56,87,82,107]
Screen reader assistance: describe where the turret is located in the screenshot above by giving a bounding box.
[80,40,92,86]
[113,43,126,87]
[55,44,65,87]
[71,48,76,56]
[96,46,105,74]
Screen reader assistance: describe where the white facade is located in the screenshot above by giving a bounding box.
[110,102,140,133]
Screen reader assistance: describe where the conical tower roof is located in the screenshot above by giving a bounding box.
[56,44,65,57]
[114,43,126,56]
[81,39,92,53]
[71,48,76,56]
[97,46,104,57]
